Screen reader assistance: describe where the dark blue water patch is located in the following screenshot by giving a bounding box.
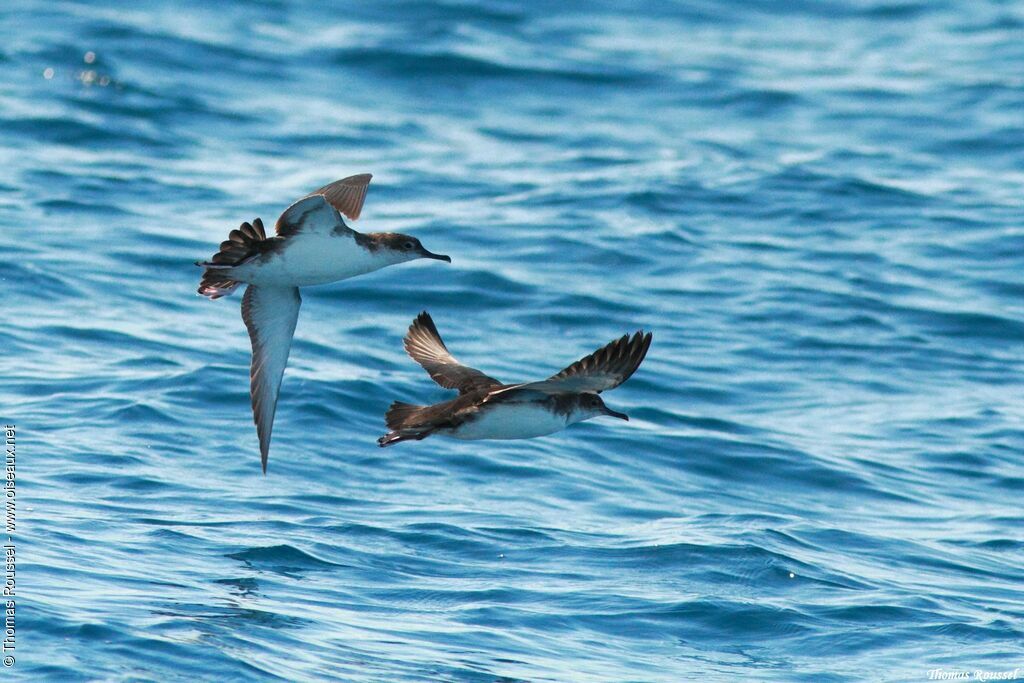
[814,603,943,626]
[645,409,760,436]
[262,131,385,155]
[325,47,654,88]
[625,183,754,216]
[924,620,1023,643]
[0,331,36,360]
[104,620,290,682]
[765,165,938,209]
[949,537,1024,552]
[680,435,914,500]
[939,231,1024,263]
[227,544,345,571]
[110,355,186,373]
[897,306,1024,342]
[153,599,315,631]
[478,126,557,144]
[975,276,1024,301]
[99,400,182,426]
[666,379,759,411]
[65,84,264,128]
[13,664,91,683]
[89,22,284,76]
[3,115,175,151]
[860,1,936,18]
[532,291,639,321]
[833,85,914,103]
[1,266,88,302]
[76,172,229,209]
[941,127,1024,158]
[36,198,134,216]
[990,468,1024,492]
[708,88,804,116]
[214,575,262,597]
[59,469,173,491]
[344,0,527,27]
[37,324,183,354]
[331,277,530,312]
[901,548,1024,584]
[438,452,556,482]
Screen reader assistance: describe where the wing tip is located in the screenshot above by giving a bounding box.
[548,327,653,392]
[243,285,302,476]
[255,403,272,473]
[625,327,652,355]
[309,173,374,221]
[404,310,444,357]
[636,330,653,354]
[622,329,653,384]
[255,405,272,473]
[412,310,434,329]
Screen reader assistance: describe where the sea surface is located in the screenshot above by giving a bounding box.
[2,1,1023,681]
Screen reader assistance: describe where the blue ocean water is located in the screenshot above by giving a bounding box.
[2,0,1023,680]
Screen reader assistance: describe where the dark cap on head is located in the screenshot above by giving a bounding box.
[579,392,629,420]
[371,233,450,262]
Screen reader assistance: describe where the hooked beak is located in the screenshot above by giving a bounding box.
[420,249,451,263]
[601,406,629,421]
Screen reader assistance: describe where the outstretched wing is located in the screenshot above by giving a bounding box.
[275,195,343,237]
[241,285,302,472]
[275,174,372,238]
[306,173,372,220]
[404,311,501,394]
[517,331,652,395]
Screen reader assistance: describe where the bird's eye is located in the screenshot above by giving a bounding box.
[404,241,415,250]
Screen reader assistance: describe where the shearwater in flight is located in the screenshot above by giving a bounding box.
[197,174,450,471]
[378,312,652,446]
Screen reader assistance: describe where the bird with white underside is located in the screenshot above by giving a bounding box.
[379,312,652,446]
[197,174,450,472]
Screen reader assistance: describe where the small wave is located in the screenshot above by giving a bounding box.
[328,47,651,86]
[227,544,343,569]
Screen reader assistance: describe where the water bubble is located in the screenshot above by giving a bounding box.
[84,51,96,64]
[788,572,795,579]
[43,67,54,79]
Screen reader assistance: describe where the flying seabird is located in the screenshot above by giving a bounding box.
[378,312,651,446]
[197,174,450,471]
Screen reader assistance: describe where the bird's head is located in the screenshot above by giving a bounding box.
[572,392,629,423]
[371,233,451,265]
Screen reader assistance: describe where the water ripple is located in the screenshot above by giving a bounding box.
[4,0,1023,680]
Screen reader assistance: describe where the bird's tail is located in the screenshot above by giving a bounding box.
[196,218,267,299]
[378,401,432,447]
[377,430,432,447]
[197,272,242,299]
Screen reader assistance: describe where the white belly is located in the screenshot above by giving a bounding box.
[450,403,570,441]
[237,233,388,287]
